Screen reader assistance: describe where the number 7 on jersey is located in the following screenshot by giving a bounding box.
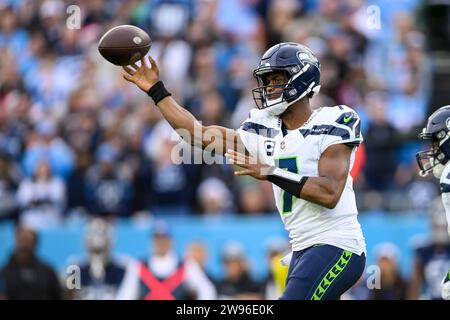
[275,156,299,214]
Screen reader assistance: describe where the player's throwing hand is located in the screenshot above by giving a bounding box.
[122,56,160,92]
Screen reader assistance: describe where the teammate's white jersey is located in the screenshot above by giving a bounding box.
[439,163,450,237]
[435,163,450,300]
[237,105,366,255]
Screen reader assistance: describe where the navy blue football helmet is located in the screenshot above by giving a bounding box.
[252,42,321,115]
[417,105,450,177]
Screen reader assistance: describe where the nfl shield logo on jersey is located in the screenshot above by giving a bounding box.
[265,140,275,156]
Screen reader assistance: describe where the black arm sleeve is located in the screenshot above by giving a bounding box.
[147,81,171,104]
[266,167,309,197]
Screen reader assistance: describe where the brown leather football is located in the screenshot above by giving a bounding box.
[98,25,151,66]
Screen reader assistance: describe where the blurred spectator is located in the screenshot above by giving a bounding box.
[66,151,90,213]
[188,45,219,101]
[216,241,264,300]
[22,119,75,179]
[0,152,21,220]
[38,0,64,51]
[0,225,62,299]
[84,143,133,217]
[239,182,272,214]
[197,177,233,215]
[405,172,440,212]
[119,112,152,214]
[186,0,220,47]
[230,80,257,129]
[63,109,99,154]
[215,0,259,41]
[68,218,128,300]
[145,121,197,215]
[0,5,29,59]
[265,0,303,47]
[196,90,228,126]
[0,98,29,161]
[117,220,217,300]
[56,29,82,57]
[369,242,407,300]
[409,197,450,300]
[363,92,401,191]
[146,0,195,39]
[82,0,114,26]
[150,40,192,102]
[16,158,66,230]
[263,238,289,300]
[185,240,215,283]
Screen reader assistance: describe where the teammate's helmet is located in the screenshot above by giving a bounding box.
[416,105,450,177]
[252,42,321,116]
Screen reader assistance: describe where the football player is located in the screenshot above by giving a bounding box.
[409,197,450,300]
[122,42,366,300]
[416,105,450,300]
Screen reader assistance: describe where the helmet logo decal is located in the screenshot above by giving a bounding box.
[297,50,317,64]
[446,117,450,130]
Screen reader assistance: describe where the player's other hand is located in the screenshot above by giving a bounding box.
[225,149,270,180]
[442,270,450,300]
[122,56,159,92]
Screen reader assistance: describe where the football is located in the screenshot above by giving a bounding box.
[98,25,151,66]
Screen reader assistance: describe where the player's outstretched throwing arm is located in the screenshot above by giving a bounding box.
[122,56,247,155]
[226,143,352,210]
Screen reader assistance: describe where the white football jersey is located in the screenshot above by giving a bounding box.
[439,163,450,237]
[237,105,366,255]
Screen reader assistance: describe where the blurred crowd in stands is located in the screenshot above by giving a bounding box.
[1,0,449,300]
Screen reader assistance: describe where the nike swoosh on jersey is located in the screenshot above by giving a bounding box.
[343,115,353,123]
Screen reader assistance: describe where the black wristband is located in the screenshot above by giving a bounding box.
[147,81,171,104]
[267,167,309,197]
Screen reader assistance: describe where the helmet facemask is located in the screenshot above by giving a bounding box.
[252,68,291,115]
[416,130,450,177]
[252,64,319,116]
